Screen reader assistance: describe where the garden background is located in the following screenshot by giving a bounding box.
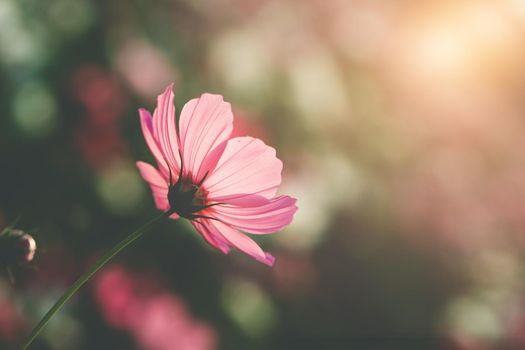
[1,0,525,349]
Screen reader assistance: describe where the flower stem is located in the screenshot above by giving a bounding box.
[21,211,170,350]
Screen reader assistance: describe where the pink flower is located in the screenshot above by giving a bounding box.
[93,265,217,350]
[136,84,297,266]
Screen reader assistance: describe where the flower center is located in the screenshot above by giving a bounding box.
[167,176,209,219]
[165,152,222,221]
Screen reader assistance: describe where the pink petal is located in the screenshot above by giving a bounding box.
[151,84,181,173]
[204,137,282,201]
[178,93,233,183]
[136,161,169,211]
[204,220,275,266]
[212,195,297,234]
[139,108,169,177]
[191,219,230,254]
[206,194,270,207]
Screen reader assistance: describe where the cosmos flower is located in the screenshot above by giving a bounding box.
[136,84,297,265]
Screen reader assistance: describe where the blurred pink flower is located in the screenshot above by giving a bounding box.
[72,65,126,127]
[72,65,129,170]
[134,294,216,350]
[76,123,125,170]
[92,266,140,329]
[115,39,178,101]
[0,297,26,341]
[93,265,217,350]
[136,84,297,266]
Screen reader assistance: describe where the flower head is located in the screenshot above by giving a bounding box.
[137,84,297,265]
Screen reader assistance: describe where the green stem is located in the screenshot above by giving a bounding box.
[21,211,170,350]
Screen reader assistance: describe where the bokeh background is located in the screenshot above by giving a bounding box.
[1,0,525,349]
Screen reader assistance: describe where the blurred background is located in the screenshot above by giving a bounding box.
[1,0,525,349]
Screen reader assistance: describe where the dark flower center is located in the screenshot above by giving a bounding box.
[168,175,209,219]
[166,153,220,221]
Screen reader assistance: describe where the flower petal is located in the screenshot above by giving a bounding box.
[191,219,230,254]
[212,195,297,234]
[178,93,233,183]
[151,84,181,173]
[139,108,169,177]
[136,161,169,211]
[204,137,282,201]
[204,220,275,266]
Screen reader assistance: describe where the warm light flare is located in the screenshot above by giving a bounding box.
[411,27,466,79]
[399,3,517,83]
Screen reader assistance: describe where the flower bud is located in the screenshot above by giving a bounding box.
[0,229,37,266]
